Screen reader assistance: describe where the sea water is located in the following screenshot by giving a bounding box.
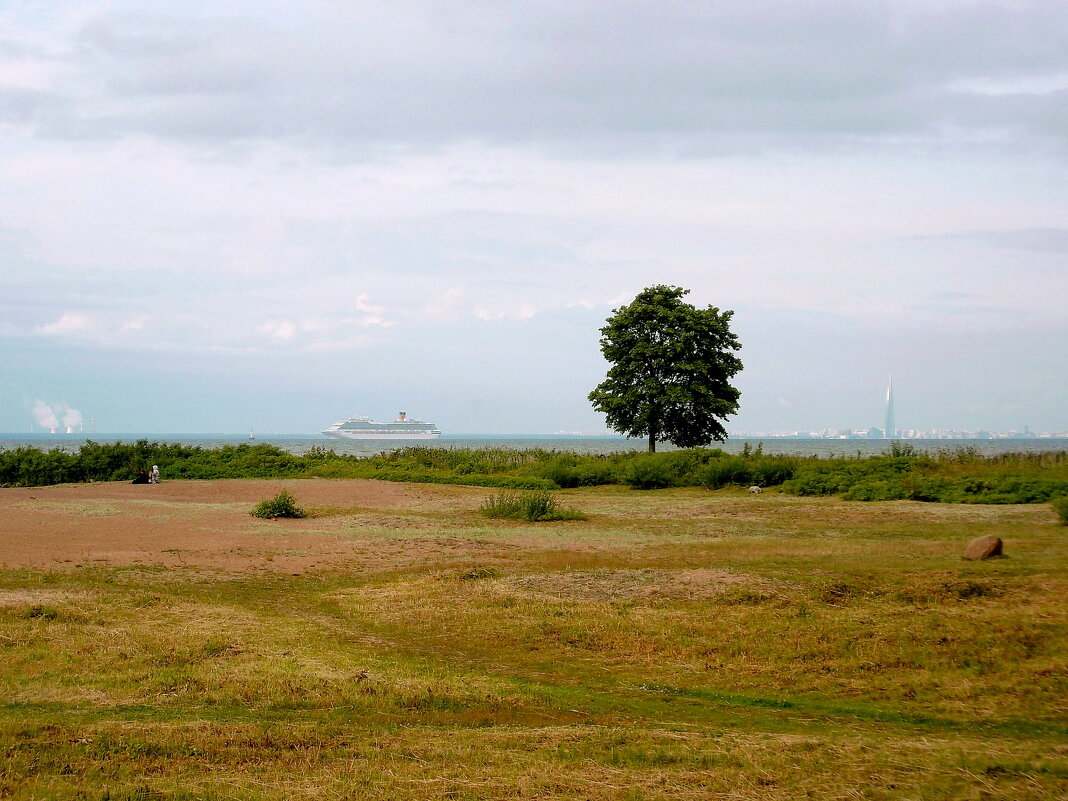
[2,433,1066,458]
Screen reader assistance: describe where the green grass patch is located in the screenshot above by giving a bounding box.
[479,490,587,522]
[249,489,306,519]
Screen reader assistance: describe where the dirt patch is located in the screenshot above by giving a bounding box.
[0,479,493,575]
[505,568,781,602]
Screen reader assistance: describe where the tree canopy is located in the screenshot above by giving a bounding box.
[588,285,743,452]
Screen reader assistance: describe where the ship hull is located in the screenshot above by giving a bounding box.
[322,413,441,440]
[323,429,441,440]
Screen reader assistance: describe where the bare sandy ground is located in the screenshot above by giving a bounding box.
[0,479,496,575]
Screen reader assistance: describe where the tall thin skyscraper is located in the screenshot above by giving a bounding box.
[885,375,895,438]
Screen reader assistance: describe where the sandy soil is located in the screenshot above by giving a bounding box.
[0,478,495,575]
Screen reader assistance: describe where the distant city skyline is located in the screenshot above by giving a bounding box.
[729,426,1067,441]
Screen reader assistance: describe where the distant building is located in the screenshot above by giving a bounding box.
[885,375,895,438]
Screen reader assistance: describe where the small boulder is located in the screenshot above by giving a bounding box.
[964,535,1003,561]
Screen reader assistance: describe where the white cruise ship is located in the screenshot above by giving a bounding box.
[322,411,441,440]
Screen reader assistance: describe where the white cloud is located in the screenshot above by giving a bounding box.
[257,319,297,343]
[566,299,596,310]
[948,73,1068,97]
[302,335,376,353]
[353,315,391,328]
[119,314,150,332]
[422,287,467,321]
[34,311,97,335]
[353,293,384,314]
[474,304,540,322]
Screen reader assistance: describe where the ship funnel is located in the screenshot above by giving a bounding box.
[398,411,407,421]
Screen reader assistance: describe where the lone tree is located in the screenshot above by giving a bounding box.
[588,285,743,452]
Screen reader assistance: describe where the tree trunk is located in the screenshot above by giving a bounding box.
[648,430,656,453]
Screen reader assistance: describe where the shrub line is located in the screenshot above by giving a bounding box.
[3,440,1066,506]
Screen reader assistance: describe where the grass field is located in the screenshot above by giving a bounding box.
[1,480,1065,799]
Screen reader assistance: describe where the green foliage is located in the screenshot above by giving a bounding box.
[888,440,919,458]
[618,450,716,488]
[535,455,618,488]
[3,440,1067,507]
[0,440,305,487]
[1052,495,1068,525]
[613,448,801,490]
[250,489,306,519]
[782,451,1068,504]
[359,469,557,490]
[696,453,800,489]
[479,490,587,522]
[620,454,680,489]
[302,444,335,460]
[589,285,743,452]
[363,446,554,474]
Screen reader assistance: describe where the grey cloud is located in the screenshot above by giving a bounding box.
[6,1,1068,153]
[925,228,1068,253]
[0,87,59,124]
[979,228,1068,253]
[79,15,211,59]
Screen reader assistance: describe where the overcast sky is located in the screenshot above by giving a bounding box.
[2,0,1066,435]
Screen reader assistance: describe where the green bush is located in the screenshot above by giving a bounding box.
[1052,495,1068,525]
[697,455,753,488]
[479,490,586,522]
[538,457,617,488]
[621,455,678,489]
[368,470,557,490]
[250,489,306,519]
[841,479,911,501]
[783,459,1068,504]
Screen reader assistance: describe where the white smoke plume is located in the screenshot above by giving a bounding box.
[55,402,83,430]
[32,400,83,432]
[32,400,59,430]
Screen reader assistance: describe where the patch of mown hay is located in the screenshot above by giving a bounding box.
[505,568,783,602]
[0,589,88,607]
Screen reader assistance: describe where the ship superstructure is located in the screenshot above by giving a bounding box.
[322,411,441,440]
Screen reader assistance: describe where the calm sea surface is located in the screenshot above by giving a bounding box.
[2,434,1067,458]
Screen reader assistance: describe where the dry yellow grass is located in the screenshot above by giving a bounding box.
[0,479,1064,799]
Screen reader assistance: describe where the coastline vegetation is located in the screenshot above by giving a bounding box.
[2,439,1068,505]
